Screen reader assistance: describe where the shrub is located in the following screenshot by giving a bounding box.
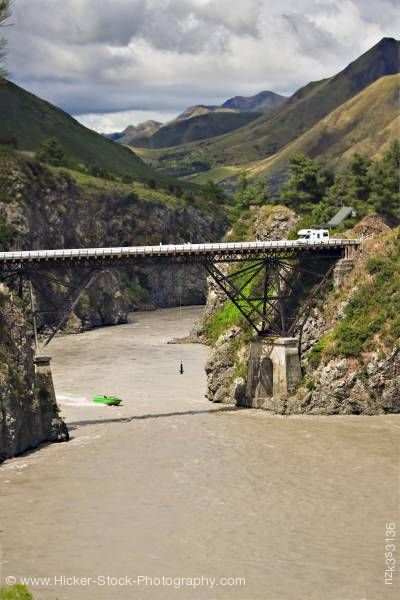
[36,137,65,167]
[0,585,33,600]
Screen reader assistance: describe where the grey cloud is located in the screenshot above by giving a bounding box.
[4,0,400,126]
[281,13,338,56]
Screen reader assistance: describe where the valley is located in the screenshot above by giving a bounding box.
[0,7,399,598]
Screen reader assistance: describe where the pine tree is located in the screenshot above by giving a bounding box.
[280,154,332,211]
[324,153,371,210]
[36,137,65,167]
[235,172,269,209]
[369,141,400,223]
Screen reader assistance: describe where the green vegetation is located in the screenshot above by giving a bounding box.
[203,301,247,344]
[0,80,182,186]
[281,154,333,212]
[143,110,260,149]
[246,73,400,191]
[0,214,16,250]
[125,280,152,307]
[234,172,269,210]
[36,137,65,166]
[0,585,32,600]
[285,142,400,228]
[312,229,400,363]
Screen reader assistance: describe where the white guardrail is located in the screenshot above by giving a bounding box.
[0,239,361,263]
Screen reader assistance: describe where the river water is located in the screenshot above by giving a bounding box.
[0,307,399,600]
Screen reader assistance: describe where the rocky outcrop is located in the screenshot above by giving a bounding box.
[202,211,399,415]
[288,348,400,414]
[0,151,227,332]
[205,326,244,403]
[0,286,68,462]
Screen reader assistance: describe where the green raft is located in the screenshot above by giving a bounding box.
[92,395,122,406]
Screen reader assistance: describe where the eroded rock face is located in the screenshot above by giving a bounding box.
[0,286,68,462]
[288,348,400,415]
[202,209,399,414]
[0,154,227,331]
[205,327,242,404]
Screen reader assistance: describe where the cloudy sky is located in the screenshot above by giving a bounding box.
[4,0,400,132]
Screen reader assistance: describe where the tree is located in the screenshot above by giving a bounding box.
[280,154,332,211]
[369,141,400,223]
[235,172,269,209]
[36,137,65,167]
[325,153,371,209]
[201,179,227,205]
[0,0,11,79]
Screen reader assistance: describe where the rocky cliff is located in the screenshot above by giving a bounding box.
[287,222,400,414]
[0,284,68,462]
[200,210,400,414]
[0,148,226,460]
[0,149,227,332]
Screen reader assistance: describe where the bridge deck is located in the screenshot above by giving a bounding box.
[0,239,360,267]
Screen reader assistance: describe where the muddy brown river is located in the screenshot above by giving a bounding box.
[0,307,399,599]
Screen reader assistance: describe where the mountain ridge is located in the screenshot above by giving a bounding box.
[133,36,400,186]
[0,80,167,183]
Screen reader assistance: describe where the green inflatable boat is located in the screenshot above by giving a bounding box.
[92,395,122,406]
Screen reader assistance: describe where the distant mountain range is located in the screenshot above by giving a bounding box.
[132,37,400,191]
[106,91,287,148]
[1,37,398,195]
[107,120,163,146]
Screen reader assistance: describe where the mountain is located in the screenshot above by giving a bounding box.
[143,110,261,149]
[106,120,163,145]
[0,80,167,182]
[136,37,400,183]
[222,90,286,112]
[246,74,400,187]
[113,90,286,150]
[175,104,220,121]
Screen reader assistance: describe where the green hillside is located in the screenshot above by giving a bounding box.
[136,37,399,181]
[246,74,400,186]
[144,110,261,149]
[0,80,168,182]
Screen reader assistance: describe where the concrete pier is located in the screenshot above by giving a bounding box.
[333,258,355,289]
[34,355,57,405]
[243,337,302,413]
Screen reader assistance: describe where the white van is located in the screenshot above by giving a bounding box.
[297,229,330,242]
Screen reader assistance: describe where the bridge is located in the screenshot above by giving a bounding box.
[0,238,360,339]
[0,238,361,411]
[0,238,359,267]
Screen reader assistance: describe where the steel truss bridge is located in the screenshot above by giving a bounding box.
[0,239,360,342]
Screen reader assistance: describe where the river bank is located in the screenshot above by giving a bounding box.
[0,307,399,600]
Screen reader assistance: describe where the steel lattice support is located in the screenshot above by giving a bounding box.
[206,256,335,338]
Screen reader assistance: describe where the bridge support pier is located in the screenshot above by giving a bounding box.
[333,258,355,289]
[243,337,302,413]
[34,355,57,406]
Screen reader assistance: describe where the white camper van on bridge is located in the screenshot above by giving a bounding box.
[297,229,330,242]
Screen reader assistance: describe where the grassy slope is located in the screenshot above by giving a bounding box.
[136,38,399,181]
[310,228,400,364]
[0,147,218,222]
[0,80,168,183]
[245,74,400,182]
[144,110,261,149]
